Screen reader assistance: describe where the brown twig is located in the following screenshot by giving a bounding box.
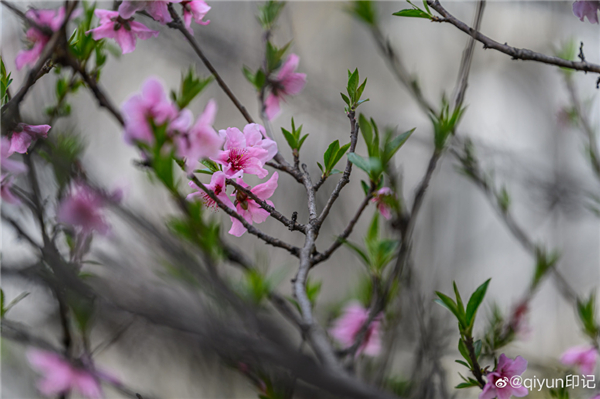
[427,0,600,75]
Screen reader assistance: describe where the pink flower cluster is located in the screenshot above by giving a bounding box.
[329,302,382,357]
[265,54,307,120]
[121,78,223,172]
[187,123,279,237]
[1,123,51,204]
[15,7,72,70]
[88,1,210,54]
[480,354,528,399]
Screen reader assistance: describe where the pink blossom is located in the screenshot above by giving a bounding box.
[329,302,382,357]
[1,175,21,205]
[573,1,600,23]
[118,1,181,24]
[27,350,103,399]
[15,7,67,70]
[181,1,211,34]
[8,123,51,154]
[213,124,277,179]
[264,54,307,120]
[372,187,395,220]
[228,172,278,237]
[187,171,233,210]
[121,78,178,144]
[87,10,159,54]
[480,354,528,399]
[1,137,28,175]
[560,346,598,375]
[57,184,111,235]
[174,100,224,172]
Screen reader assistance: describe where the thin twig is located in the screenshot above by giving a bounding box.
[226,178,306,233]
[427,0,600,75]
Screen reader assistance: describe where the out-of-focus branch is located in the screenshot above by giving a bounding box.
[451,145,578,303]
[564,75,600,179]
[311,190,374,266]
[427,0,600,75]
[1,320,149,399]
[369,25,436,115]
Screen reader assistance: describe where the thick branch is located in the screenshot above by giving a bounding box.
[427,0,600,75]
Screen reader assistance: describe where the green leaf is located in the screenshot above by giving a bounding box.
[281,127,296,149]
[383,128,414,163]
[455,359,470,368]
[465,278,491,327]
[453,282,465,319]
[343,240,370,267]
[298,134,309,150]
[174,68,213,109]
[434,292,459,320]
[257,0,285,30]
[323,140,340,171]
[347,68,359,101]
[331,142,351,170]
[458,339,472,367]
[0,289,4,318]
[361,180,370,196]
[359,113,373,149]
[341,92,350,106]
[346,1,378,26]
[393,8,431,18]
[242,65,255,85]
[347,153,370,173]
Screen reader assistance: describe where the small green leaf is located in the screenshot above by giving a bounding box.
[465,278,491,327]
[347,153,370,173]
[434,292,459,320]
[393,8,431,18]
[341,92,350,106]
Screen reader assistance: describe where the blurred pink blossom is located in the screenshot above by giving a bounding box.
[573,1,600,23]
[174,100,223,172]
[1,137,28,175]
[57,183,111,235]
[27,350,103,399]
[265,54,307,120]
[1,175,21,205]
[87,10,159,54]
[119,1,181,24]
[121,78,178,144]
[561,346,598,375]
[187,171,233,210]
[329,302,382,357]
[213,124,277,178]
[15,7,67,70]
[228,172,278,237]
[480,354,528,399]
[181,1,211,34]
[8,123,51,154]
[372,187,395,220]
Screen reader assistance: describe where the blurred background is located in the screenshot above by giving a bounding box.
[1,1,599,398]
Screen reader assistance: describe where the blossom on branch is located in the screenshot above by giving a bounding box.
[174,99,223,172]
[560,345,598,375]
[121,78,178,144]
[8,123,51,154]
[213,124,277,179]
[187,171,233,210]
[265,54,307,120]
[181,1,211,34]
[229,172,279,237]
[329,302,382,357]
[573,1,600,23]
[480,354,528,399]
[372,187,395,220]
[87,10,159,55]
[119,1,181,25]
[27,350,103,399]
[15,7,68,70]
[1,136,28,205]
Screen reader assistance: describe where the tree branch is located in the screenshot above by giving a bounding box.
[427,0,600,75]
